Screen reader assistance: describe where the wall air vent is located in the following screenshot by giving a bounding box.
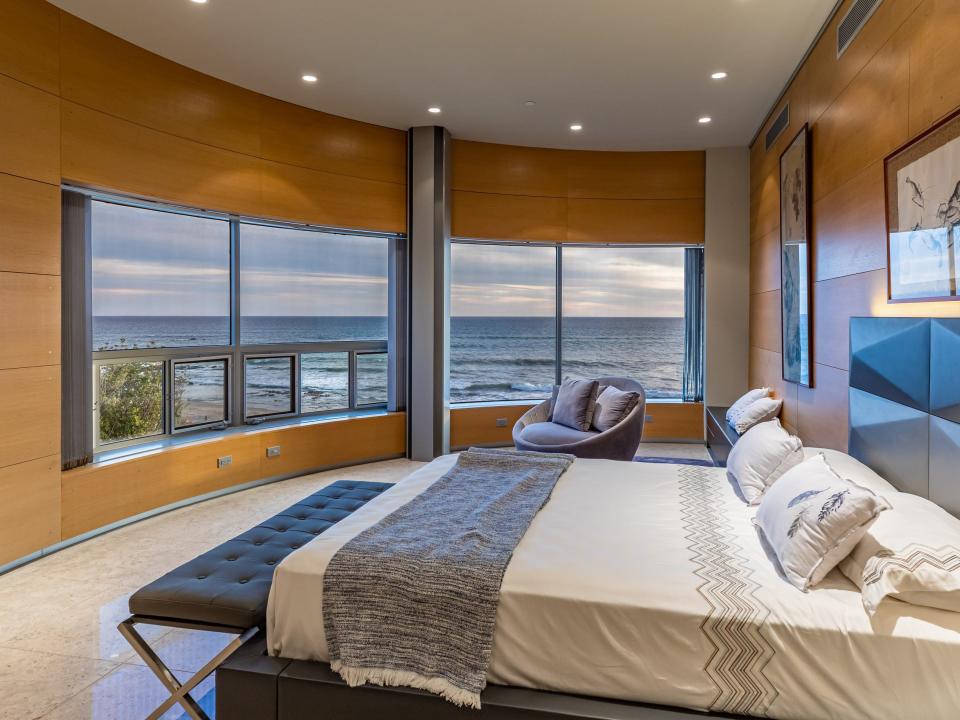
[765,104,790,152]
[837,0,883,57]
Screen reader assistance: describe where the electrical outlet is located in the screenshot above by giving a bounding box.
[266,445,281,458]
[495,418,508,427]
[645,415,654,422]
[217,455,233,469]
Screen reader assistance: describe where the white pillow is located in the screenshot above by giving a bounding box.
[726,418,804,505]
[733,396,783,435]
[755,454,890,591]
[839,492,960,615]
[803,448,899,498]
[726,388,771,425]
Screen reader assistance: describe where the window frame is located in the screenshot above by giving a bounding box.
[449,238,700,405]
[83,189,401,454]
[171,354,232,434]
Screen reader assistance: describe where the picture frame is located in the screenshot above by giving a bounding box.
[885,106,960,303]
[779,124,813,387]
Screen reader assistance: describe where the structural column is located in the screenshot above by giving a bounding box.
[407,126,451,460]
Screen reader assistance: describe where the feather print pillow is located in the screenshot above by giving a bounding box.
[754,453,890,591]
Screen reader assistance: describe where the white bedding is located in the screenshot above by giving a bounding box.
[266,455,960,720]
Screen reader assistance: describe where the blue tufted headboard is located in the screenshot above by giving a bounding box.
[848,317,960,516]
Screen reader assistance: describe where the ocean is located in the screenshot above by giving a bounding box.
[93,316,684,412]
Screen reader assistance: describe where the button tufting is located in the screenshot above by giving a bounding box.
[197,575,207,580]
[267,560,275,566]
[239,578,248,584]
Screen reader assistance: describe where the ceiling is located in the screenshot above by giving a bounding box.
[50,0,837,151]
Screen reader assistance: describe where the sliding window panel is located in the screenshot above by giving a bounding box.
[450,243,557,403]
[301,352,350,413]
[91,200,231,350]
[239,223,389,345]
[561,246,686,399]
[96,359,165,446]
[244,355,296,420]
[173,358,229,431]
[356,352,388,407]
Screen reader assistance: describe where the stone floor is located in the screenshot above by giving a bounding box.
[0,445,708,719]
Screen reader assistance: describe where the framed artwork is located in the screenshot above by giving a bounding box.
[779,124,812,387]
[886,107,960,303]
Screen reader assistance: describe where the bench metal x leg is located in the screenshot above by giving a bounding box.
[119,617,257,720]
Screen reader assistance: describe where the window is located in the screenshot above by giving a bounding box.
[449,240,701,404]
[83,192,401,452]
[562,246,686,400]
[450,243,557,403]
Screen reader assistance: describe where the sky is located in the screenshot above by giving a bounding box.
[92,201,686,318]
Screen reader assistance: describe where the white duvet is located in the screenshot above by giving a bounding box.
[267,455,960,720]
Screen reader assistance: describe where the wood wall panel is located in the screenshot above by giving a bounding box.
[813,270,887,372]
[748,346,799,431]
[0,73,59,185]
[749,0,960,453]
[258,414,405,477]
[259,97,406,185]
[450,404,534,449]
[0,173,60,276]
[810,35,910,202]
[567,198,704,245]
[0,0,59,93]
[797,365,850,451]
[749,290,781,354]
[452,190,567,242]
[258,158,406,233]
[0,455,60,565]
[906,0,960,135]
[750,227,780,295]
[0,272,59,370]
[61,101,262,214]
[452,140,569,197]
[566,150,705,199]
[61,414,405,540]
[812,162,887,281]
[59,15,262,157]
[640,402,704,442]
[750,68,809,193]
[0,365,59,468]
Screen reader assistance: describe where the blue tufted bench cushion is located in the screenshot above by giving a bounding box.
[128,480,392,629]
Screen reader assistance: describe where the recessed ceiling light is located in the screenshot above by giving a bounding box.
[570,124,583,132]
[524,100,537,107]
[190,0,208,4]
[428,106,442,114]
[698,116,712,124]
[301,74,318,83]
[711,71,727,80]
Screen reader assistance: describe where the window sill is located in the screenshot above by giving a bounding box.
[450,398,690,409]
[92,408,393,466]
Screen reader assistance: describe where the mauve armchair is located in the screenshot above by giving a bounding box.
[512,377,647,461]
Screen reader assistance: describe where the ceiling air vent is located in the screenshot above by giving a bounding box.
[765,104,790,151]
[837,0,883,57]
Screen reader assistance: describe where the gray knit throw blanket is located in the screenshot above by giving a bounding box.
[322,448,575,709]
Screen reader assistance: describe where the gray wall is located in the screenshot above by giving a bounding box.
[704,147,750,407]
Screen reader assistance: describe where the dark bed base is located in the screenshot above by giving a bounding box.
[217,632,743,720]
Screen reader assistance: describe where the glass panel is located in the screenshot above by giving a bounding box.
[173,359,228,429]
[245,356,295,418]
[97,360,164,445]
[561,246,686,400]
[301,352,349,412]
[450,243,556,403]
[91,201,230,350]
[239,224,389,344]
[357,353,388,406]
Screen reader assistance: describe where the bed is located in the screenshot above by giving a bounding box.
[266,451,960,720]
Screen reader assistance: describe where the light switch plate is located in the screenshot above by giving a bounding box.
[266,446,281,458]
[495,418,508,427]
[217,455,233,468]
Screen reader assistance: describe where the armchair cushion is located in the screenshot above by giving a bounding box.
[519,421,597,447]
[551,378,599,431]
[592,386,641,432]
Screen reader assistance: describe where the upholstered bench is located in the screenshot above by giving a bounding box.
[119,479,392,720]
[705,406,739,466]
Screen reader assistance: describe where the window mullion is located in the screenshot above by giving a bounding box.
[230,217,243,428]
[556,243,563,386]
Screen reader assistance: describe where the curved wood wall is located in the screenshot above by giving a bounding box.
[452,140,705,244]
[749,0,960,450]
[0,0,407,565]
